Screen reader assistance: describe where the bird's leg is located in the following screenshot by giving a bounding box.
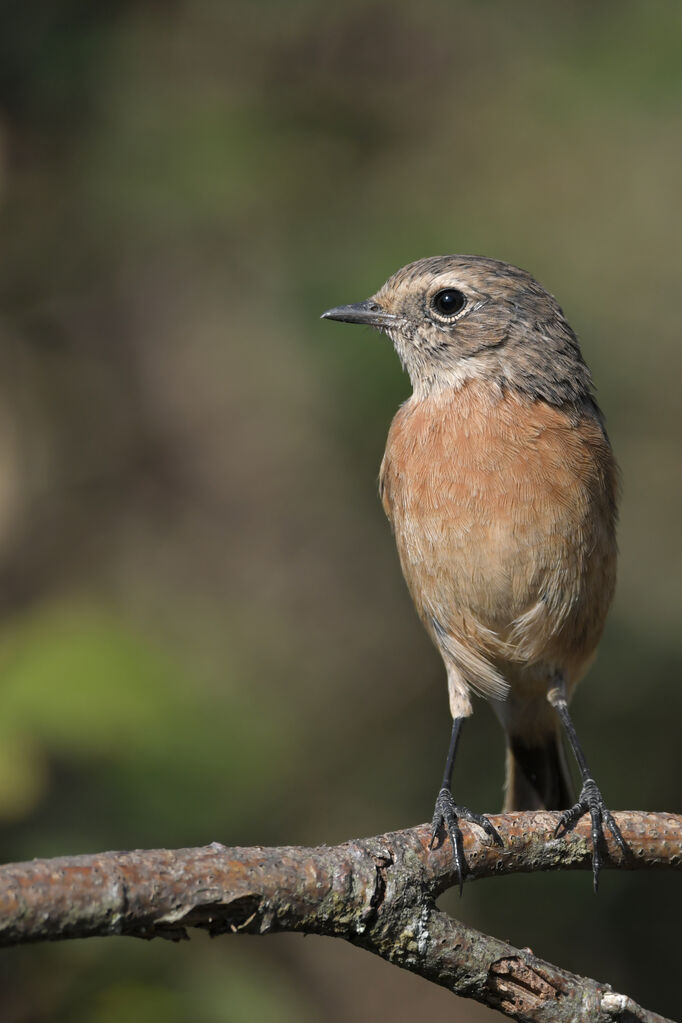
[548,678,628,891]
[430,716,503,895]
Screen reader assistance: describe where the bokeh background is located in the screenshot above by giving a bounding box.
[0,1,680,1020]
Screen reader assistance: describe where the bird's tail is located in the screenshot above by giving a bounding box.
[503,729,573,811]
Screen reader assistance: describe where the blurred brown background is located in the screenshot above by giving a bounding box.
[0,1,680,1020]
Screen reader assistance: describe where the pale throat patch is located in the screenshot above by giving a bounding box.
[387,325,497,398]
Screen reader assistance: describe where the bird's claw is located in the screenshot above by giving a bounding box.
[429,787,503,896]
[555,778,627,892]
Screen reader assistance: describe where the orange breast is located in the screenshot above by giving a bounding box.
[379,381,618,703]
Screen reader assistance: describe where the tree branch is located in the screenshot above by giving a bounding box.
[1,811,679,1022]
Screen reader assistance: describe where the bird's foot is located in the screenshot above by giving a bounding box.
[555,777,628,892]
[429,787,503,895]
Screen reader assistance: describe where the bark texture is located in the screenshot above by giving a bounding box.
[0,810,679,1022]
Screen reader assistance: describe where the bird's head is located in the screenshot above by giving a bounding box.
[322,255,594,406]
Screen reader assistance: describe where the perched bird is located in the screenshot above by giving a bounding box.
[322,255,626,891]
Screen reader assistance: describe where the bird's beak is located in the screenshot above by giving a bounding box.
[321,300,396,328]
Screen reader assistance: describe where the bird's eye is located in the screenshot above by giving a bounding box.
[432,289,466,317]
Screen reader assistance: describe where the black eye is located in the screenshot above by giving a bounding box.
[432,288,466,317]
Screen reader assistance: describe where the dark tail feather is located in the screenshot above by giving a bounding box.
[504,731,573,811]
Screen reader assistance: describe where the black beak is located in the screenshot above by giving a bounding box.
[321,299,396,328]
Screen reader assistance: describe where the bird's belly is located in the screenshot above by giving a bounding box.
[393,474,580,639]
[380,387,618,695]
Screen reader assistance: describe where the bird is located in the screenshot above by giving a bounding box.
[321,255,627,892]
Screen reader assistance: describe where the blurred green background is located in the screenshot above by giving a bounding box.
[0,1,680,1020]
